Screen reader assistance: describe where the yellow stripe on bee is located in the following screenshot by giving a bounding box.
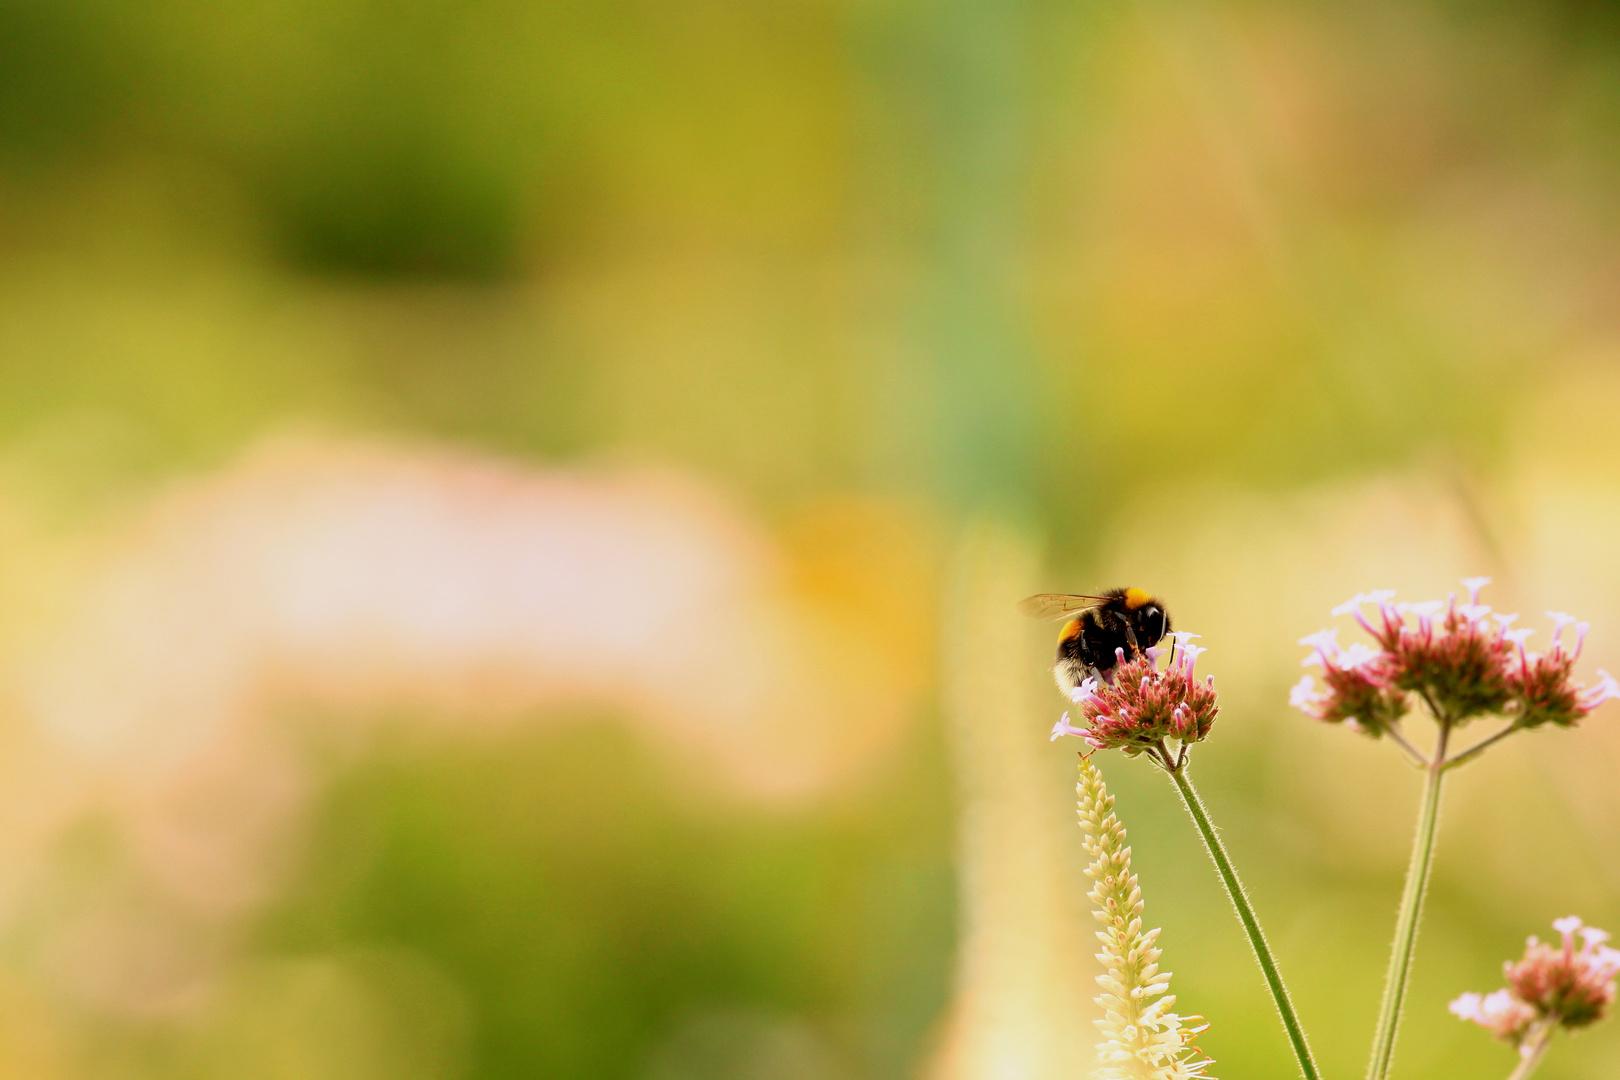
[1059,618,1082,642]
[1123,587,1151,610]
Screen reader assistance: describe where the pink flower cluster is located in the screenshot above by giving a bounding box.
[1288,628,1406,736]
[1291,578,1619,734]
[1051,633,1218,757]
[1447,988,1536,1047]
[1451,916,1620,1050]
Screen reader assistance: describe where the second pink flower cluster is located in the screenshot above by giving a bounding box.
[1291,578,1619,735]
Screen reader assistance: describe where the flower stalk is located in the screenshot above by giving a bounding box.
[1366,724,1448,1080]
[1165,760,1321,1080]
[1503,1022,1554,1080]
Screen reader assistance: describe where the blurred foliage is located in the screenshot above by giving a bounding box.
[255,719,956,1080]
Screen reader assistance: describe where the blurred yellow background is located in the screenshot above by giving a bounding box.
[1,0,1619,1077]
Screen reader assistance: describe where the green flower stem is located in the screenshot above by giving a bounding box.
[1365,735,1449,1080]
[1504,1022,1554,1080]
[1442,721,1518,771]
[1166,763,1322,1080]
[1383,724,1429,769]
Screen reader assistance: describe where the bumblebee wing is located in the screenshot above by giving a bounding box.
[1017,593,1110,622]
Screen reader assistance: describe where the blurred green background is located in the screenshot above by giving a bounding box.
[2,0,1620,1077]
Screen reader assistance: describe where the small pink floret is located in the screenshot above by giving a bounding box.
[1051,712,1087,742]
[1179,641,1208,675]
[1331,593,1369,617]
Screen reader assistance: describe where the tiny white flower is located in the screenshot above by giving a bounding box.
[1340,642,1381,670]
[1547,612,1579,646]
[1298,628,1340,663]
[1448,991,1484,1023]
[1462,576,1492,605]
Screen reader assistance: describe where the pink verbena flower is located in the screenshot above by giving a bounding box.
[1452,916,1620,1053]
[1396,594,1516,721]
[1345,584,1514,722]
[1506,614,1620,729]
[1448,989,1536,1046]
[1291,628,1406,736]
[1504,916,1620,1029]
[1053,633,1218,760]
[1296,578,1618,730]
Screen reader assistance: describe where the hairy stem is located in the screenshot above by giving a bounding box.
[1166,764,1321,1080]
[1443,722,1518,771]
[1505,1021,1555,1080]
[1383,724,1430,768]
[1366,723,1450,1080]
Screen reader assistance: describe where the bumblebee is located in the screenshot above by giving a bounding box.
[1018,587,1172,692]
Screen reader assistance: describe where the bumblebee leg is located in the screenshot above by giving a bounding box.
[1122,624,1140,654]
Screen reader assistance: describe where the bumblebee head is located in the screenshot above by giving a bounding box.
[1117,588,1169,646]
[1136,602,1169,646]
